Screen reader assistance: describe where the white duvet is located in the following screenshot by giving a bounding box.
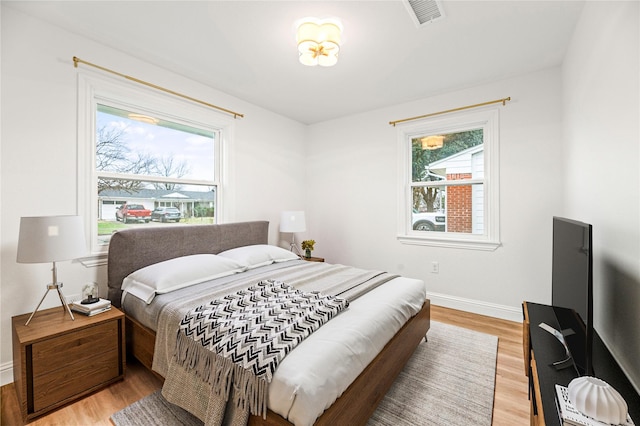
[123,260,426,426]
[267,276,426,426]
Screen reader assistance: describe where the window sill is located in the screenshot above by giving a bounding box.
[397,234,501,251]
[76,254,109,268]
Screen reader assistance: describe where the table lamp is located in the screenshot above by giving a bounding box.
[280,211,306,256]
[17,215,88,325]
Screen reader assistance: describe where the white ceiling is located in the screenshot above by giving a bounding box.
[6,1,585,124]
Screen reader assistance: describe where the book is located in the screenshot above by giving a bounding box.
[70,298,111,314]
[71,305,111,316]
[555,384,634,426]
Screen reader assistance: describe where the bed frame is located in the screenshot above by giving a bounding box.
[107,221,430,426]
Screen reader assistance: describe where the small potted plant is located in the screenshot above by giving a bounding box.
[301,240,316,258]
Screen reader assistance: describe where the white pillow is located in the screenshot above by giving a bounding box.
[218,244,299,269]
[122,254,246,304]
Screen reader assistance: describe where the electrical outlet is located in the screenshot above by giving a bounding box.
[431,261,439,274]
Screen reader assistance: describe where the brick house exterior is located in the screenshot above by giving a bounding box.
[446,172,473,233]
[429,145,484,234]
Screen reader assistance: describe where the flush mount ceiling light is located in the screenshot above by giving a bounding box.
[296,18,342,67]
[421,135,445,150]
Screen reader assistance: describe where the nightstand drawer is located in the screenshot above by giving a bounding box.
[12,306,125,422]
[31,321,121,412]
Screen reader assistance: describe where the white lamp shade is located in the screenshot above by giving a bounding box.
[280,211,306,233]
[17,215,87,263]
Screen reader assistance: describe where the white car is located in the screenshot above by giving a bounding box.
[412,210,446,231]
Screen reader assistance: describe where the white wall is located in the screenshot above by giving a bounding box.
[2,0,637,395]
[306,68,565,320]
[0,6,307,384]
[562,1,640,391]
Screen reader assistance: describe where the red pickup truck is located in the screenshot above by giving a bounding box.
[116,204,151,223]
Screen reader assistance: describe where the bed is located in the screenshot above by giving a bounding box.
[107,221,430,426]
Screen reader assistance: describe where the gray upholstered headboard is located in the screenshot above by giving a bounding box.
[107,221,269,307]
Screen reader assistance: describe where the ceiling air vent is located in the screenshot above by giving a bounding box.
[404,0,445,27]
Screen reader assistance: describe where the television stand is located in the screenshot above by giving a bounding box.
[523,302,640,425]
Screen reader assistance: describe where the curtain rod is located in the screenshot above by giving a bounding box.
[389,97,511,127]
[73,56,244,119]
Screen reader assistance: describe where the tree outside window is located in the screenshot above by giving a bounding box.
[411,129,483,234]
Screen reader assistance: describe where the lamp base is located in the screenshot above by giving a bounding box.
[289,235,303,257]
[289,242,303,257]
[25,282,75,326]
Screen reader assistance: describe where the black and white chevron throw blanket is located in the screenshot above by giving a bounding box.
[172,279,349,418]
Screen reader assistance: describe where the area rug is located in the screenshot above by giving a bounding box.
[111,321,497,426]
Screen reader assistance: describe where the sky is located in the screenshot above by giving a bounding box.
[97,108,216,184]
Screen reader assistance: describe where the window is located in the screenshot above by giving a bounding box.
[78,73,232,256]
[397,108,500,250]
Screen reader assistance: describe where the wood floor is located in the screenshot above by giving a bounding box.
[1,305,530,425]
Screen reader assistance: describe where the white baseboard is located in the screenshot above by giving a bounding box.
[1,361,13,387]
[426,291,523,323]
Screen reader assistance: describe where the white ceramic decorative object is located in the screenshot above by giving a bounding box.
[568,376,628,424]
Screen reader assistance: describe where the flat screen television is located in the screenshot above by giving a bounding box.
[551,216,594,376]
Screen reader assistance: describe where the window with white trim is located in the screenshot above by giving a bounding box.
[397,108,500,250]
[78,73,231,255]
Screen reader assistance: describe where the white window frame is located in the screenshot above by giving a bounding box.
[77,71,235,260]
[397,107,501,251]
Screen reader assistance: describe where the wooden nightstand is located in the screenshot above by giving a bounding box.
[302,256,325,262]
[12,305,125,422]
